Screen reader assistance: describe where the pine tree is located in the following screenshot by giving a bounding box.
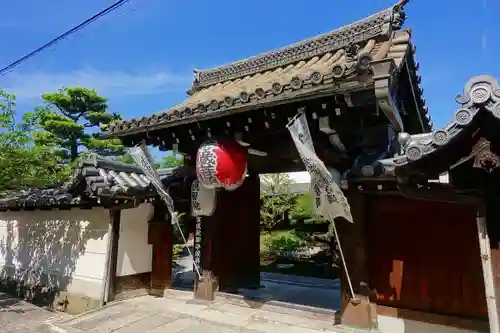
[34,87,124,161]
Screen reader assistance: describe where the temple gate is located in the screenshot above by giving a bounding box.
[101,2,499,332]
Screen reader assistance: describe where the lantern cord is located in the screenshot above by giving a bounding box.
[171,213,202,279]
[331,219,358,302]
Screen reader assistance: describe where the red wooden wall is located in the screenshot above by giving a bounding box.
[367,196,487,320]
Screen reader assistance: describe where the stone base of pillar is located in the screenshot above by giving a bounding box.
[341,297,377,329]
[194,270,217,301]
[150,287,166,297]
[338,189,377,330]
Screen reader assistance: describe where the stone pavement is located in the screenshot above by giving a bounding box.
[53,290,364,333]
[0,292,70,333]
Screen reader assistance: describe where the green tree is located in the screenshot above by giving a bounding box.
[261,173,293,195]
[292,193,314,220]
[291,192,325,224]
[160,153,183,168]
[116,154,135,165]
[0,90,69,195]
[116,153,176,169]
[260,173,296,231]
[34,87,124,162]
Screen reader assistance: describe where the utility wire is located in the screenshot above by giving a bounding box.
[0,0,132,77]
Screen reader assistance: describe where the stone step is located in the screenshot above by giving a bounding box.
[213,294,340,331]
[216,289,338,316]
[260,272,340,289]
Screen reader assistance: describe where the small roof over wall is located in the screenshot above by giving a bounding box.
[0,154,183,211]
[103,1,429,139]
[372,75,500,186]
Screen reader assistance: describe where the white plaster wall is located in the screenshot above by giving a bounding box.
[0,207,109,299]
[378,315,483,333]
[116,203,153,277]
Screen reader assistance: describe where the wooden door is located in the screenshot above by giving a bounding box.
[367,196,487,320]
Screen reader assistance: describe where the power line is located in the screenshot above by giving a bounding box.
[0,0,132,77]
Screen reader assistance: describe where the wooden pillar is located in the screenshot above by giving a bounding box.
[337,189,377,330]
[148,202,173,297]
[180,154,218,301]
[104,209,121,303]
[215,173,261,291]
[482,199,500,333]
[194,173,261,300]
[194,214,217,300]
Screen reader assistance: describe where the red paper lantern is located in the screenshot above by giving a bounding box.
[196,140,247,191]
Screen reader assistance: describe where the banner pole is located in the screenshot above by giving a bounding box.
[286,112,357,301]
[129,143,201,279]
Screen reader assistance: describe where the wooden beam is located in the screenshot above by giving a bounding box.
[482,200,500,333]
[104,209,121,303]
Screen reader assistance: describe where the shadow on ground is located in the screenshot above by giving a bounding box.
[0,292,39,314]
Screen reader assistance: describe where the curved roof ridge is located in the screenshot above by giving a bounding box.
[374,75,500,180]
[190,3,407,89]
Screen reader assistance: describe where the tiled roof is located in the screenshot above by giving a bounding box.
[104,3,421,137]
[0,154,183,210]
[69,154,180,198]
[192,7,406,88]
[375,75,500,180]
[0,188,77,210]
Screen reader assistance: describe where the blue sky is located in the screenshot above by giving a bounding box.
[0,0,498,137]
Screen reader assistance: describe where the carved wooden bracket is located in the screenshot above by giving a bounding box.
[473,138,499,173]
[371,58,404,132]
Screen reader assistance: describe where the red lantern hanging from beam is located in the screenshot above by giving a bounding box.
[196,140,247,191]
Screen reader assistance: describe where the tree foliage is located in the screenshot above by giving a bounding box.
[160,154,184,168]
[0,90,70,195]
[115,154,136,165]
[0,86,184,197]
[34,87,124,161]
[292,193,315,220]
[115,152,183,169]
[291,192,326,224]
[260,173,296,231]
[261,173,293,195]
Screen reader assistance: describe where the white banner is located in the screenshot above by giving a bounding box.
[129,143,177,223]
[129,143,202,279]
[287,113,353,223]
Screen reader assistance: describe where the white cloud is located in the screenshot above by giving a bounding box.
[1,68,191,101]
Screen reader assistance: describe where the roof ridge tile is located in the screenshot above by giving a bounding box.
[191,4,407,89]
